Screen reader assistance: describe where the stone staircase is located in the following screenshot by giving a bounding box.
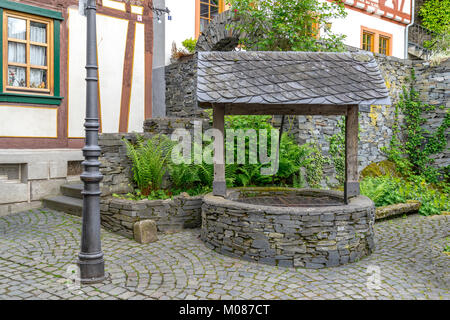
[43,183,83,216]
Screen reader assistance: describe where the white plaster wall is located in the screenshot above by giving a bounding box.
[165,0,196,65]
[128,23,145,132]
[67,7,87,138]
[96,14,128,133]
[68,8,129,136]
[329,8,406,58]
[0,106,57,138]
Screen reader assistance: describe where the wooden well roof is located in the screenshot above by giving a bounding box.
[197,51,391,110]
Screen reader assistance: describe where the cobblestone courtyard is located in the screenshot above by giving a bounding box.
[0,209,448,300]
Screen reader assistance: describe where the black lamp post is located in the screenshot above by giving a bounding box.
[77,0,106,284]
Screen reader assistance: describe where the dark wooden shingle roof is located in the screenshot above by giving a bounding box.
[197,51,391,107]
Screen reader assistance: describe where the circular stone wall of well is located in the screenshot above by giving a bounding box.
[201,187,376,268]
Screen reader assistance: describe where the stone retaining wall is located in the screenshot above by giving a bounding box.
[99,133,152,196]
[201,188,376,268]
[100,193,203,238]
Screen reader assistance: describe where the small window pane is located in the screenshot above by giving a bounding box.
[30,45,47,66]
[211,5,219,17]
[210,0,219,5]
[8,66,26,87]
[8,42,26,64]
[8,17,26,40]
[30,69,47,89]
[200,3,209,17]
[30,22,47,43]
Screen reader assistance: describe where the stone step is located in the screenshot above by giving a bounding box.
[66,175,82,183]
[0,175,8,181]
[61,183,83,199]
[43,195,83,217]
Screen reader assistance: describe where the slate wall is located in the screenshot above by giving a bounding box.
[202,188,376,268]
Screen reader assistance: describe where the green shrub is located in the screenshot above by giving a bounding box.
[361,175,449,215]
[182,38,197,53]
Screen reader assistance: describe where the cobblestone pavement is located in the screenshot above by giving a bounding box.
[0,209,448,300]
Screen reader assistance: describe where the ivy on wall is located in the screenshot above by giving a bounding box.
[382,69,450,183]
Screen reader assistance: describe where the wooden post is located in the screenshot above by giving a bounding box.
[344,105,360,204]
[213,105,226,197]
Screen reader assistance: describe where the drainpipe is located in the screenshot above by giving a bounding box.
[404,0,415,59]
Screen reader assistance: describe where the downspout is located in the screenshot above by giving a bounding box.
[404,0,415,59]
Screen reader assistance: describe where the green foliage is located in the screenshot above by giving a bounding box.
[227,0,347,52]
[418,0,450,56]
[123,134,173,195]
[222,115,328,188]
[124,115,330,199]
[382,69,450,183]
[276,133,315,186]
[360,176,406,207]
[303,142,330,188]
[168,162,199,190]
[360,176,449,216]
[444,238,450,253]
[182,38,197,53]
[419,0,450,35]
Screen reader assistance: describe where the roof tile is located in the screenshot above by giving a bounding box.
[197,51,390,107]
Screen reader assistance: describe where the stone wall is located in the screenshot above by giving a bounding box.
[415,59,450,168]
[100,194,203,238]
[165,54,205,118]
[201,188,375,268]
[143,117,210,135]
[165,53,449,183]
[99,133,147,197]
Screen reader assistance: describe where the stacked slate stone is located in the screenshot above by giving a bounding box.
[201,189,376,268]
[143,117,210,135]
[98,133,151,196]
[100,194,203,238]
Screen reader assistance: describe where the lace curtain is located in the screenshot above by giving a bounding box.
[7,18,47,88]
[8,17,26,39]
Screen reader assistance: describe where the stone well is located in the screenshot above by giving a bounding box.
[201,187,376,268]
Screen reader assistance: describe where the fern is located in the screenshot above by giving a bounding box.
[123,134,172,195]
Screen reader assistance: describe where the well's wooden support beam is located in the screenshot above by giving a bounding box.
[344,104,360,204]
[221,104,349,116]
[213,105,226,197]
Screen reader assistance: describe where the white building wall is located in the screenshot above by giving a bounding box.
[67,7,146,136]
[329,8,407,58]
[165,0,196,65]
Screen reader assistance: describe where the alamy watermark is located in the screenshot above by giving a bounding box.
[366,265,382,290]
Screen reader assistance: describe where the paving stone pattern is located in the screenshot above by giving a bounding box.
[0,209,448,300]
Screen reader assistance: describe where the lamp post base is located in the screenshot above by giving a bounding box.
[78,252,106,284]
